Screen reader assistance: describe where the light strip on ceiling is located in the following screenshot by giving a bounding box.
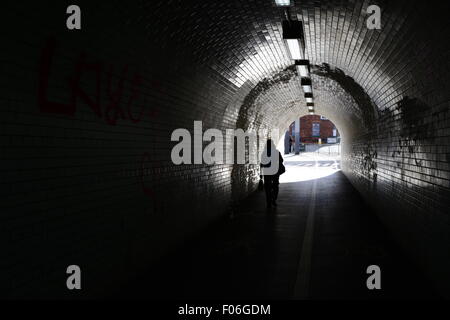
[274,0,291,6]
[282,20,305,60]
[295,59,310,77]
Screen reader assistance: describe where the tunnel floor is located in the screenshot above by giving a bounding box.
[117,153,439,299]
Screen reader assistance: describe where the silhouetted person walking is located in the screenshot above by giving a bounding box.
[284,131,291,155]
[260,139,285,208]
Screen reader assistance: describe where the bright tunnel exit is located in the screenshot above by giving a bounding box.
[277,114,341,183]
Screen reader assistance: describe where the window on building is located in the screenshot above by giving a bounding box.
[312,123,320,137]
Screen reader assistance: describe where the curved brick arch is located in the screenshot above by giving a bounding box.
[244,64,372,141]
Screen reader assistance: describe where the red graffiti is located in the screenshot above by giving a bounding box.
[38,37,159,125]
[127,74,145,123]
[70,53,103,118]
[104,65,128,125]
[39,38,160,198]
[38,38,76,115]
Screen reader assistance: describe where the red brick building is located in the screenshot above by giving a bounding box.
[289,115,339,144]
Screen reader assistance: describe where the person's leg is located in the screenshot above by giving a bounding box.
[263,176,273,207]
[272,175,280,205]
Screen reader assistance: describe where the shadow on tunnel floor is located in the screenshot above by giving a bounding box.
[113,171,441,300]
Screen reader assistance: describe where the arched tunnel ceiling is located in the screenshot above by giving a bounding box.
[139,0,448,136]
[234,65,365,140]
[1,0,449,298]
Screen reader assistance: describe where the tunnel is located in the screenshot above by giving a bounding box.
[1,0,450,300]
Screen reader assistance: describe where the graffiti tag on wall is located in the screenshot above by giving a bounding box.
[38,37,160,198]
[38,37,159,125]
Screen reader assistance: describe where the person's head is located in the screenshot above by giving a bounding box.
[264,139,277,156]
[266,138,277,146]
[261,138,279,175]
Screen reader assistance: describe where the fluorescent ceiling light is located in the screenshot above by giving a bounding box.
[274,0,291,6]
[295,60,310,77]
[308,106,314,111]
[309,111,315,115]
[297,64,309,77]
[301,78,312,94]
[306,97,313,103]
[302,85,312,93]
[286,39,303,60]
[283,20,305,60]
